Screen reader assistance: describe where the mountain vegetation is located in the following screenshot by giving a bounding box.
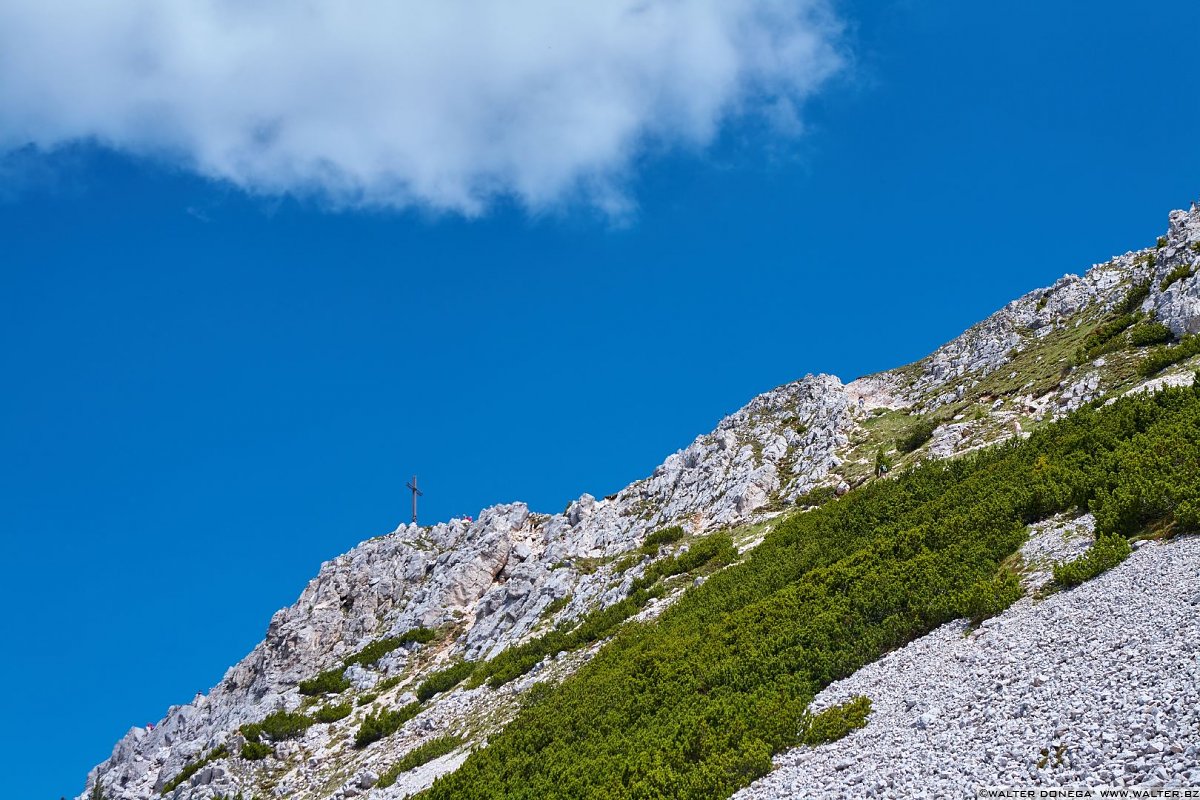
[422,381,1200,800]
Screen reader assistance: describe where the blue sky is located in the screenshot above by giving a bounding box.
[2,3,1198,797]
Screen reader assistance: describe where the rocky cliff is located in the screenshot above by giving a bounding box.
[81,202,1200,800]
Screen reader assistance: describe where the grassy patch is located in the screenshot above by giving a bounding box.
[628,533,738,594]
[541,594,572,618]
[375,675,404,693]
[613,553,643,572]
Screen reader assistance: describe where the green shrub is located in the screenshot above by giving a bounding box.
[258,709,314,741]
[628,532,738,594]
[1052,536,1132,588]
[641,525,685,555]
[375,675,403,693]
[794,485,838,507]
[314,702,353,724]
[159,745,229,794]
[1128,322,1172,347]
[799,696,872,746]
[357,693,378,707]
[298,668,351,696]
[613,553,642,572]
[1159,263,1193,292]
[1156,236,1168,249]
[376,736,465,788]
[354,702,422,748]
[469,572,679,692]
[957,569,1022,625]
[520,680,555,709]
[239,723,263,743]
[542,595,572,616]
[239,741,272,761]
[1076,312,1139,362]
[1116,280,1151,315]
[1138,334,1200,377]
[344,628,437,669]
[896,418,936,454]
[415,661,477,701]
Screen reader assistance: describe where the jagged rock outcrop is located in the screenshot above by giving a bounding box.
[83,372,857,800]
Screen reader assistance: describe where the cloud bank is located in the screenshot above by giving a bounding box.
[0,1,845,214]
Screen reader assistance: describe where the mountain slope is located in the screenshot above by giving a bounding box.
[81,202,1200,800]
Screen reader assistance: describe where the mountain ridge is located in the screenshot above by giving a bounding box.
[81,201,1200,800]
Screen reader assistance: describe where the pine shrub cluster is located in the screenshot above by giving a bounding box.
[298,667,351,696]
[1139,337,1200,376]
[1128,322,1173,347]
[239,740,272,761]
[421,384,1200,800]
[314,702,353,724]
[641,525,686,555]
[896,418,936,454]
[1052,535,1133,588]
[354,702,422,748]
[799,696,872,746]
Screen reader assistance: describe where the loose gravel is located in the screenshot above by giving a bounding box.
[735,535,1200,799]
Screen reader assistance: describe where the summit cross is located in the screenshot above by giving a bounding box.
[406,475,423,525]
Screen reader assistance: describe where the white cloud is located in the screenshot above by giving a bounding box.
[0,1,845,215]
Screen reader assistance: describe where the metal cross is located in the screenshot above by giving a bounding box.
[406,475,423,525]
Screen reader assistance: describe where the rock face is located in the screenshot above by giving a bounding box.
[1153,206,1200,336]
[80,203,1200,800]
[82,373,857,800]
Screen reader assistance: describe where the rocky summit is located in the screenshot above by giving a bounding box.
[82,202,1200,800]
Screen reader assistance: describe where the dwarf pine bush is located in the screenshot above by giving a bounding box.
[239,740,272,761]
[375,736,465,788]
[641,525,685,554]
[415,661,478,701]
[298,668,351,696]
[799,696,872,746]
[314,702,353,724]
[354,702,422,748]
[896,418,936,453]
[1053,536,1132,588]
